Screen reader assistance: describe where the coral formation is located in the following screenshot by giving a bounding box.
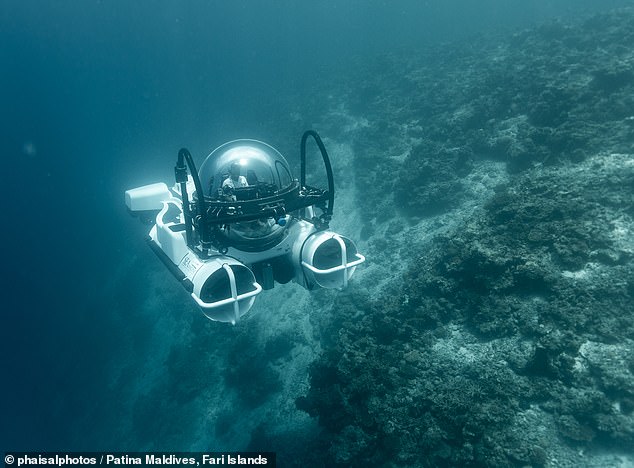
[298,7,634,466]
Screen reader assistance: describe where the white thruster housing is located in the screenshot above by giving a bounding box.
[301,231,365,289]
[179,253,262,324]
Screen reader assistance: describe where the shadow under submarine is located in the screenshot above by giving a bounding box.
[125,130,365,324]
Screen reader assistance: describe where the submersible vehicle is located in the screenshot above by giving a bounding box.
[125,130,365,324]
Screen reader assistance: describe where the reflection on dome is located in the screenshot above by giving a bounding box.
[198,140,293,201]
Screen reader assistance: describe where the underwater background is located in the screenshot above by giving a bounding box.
[2,0,634,466]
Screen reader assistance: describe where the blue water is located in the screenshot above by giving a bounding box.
[1,0,631,458]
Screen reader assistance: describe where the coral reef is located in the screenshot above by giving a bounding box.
[298,8,634,467]
[327,7,634,223]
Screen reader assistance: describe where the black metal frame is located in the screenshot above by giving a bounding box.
[176,130,335,256]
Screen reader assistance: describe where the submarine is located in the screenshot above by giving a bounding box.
[125,130,364,324]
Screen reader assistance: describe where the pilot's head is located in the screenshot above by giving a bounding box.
[230,163,241,180]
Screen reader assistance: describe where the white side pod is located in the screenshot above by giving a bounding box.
[301,231,365,289]
[179,253,262,324]
[151,200,189,265]
[125,182,172,211]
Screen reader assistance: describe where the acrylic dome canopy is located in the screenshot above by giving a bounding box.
[198,140,294,199]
